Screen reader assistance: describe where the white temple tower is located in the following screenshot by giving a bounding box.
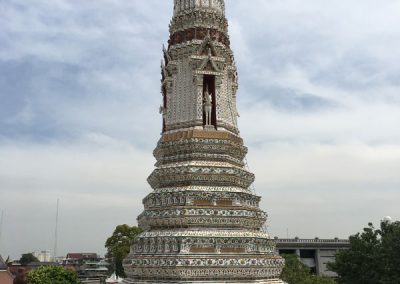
[123,1,285,283]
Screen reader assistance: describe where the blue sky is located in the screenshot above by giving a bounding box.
[0,0,400,259]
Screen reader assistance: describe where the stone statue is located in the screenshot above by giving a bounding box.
[159,105,167,120]
[203,88,213,126]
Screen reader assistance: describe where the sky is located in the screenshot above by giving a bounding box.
[0,0,400,260]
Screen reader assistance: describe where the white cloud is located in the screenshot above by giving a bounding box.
[0,140,153,258]
[249,143,400,238]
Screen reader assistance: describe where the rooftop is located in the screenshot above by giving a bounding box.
[66,253,98,260]
[274,237,351,249]
[0,255,8,270]
[28,262,59,267]
[275,237,350,244]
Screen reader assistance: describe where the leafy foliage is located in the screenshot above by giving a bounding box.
[19,253,39,265]
[281,254,336,284]
[105,224,143,278]
[27,266,81,284]
[329,221,400,284]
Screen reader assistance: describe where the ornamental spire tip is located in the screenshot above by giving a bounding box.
[173,0,225,16]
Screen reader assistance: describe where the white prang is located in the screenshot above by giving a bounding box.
[383,216,393,223]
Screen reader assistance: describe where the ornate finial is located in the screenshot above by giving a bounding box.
[173,0,225,16]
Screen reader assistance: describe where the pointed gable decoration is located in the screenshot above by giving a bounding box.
[161,60,168,81]
[199,51,220,72]
[197,31,220,72]
[163,44,171,65]
[197,32,218,57]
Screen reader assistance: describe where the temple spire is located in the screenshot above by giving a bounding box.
[123,1,285,283]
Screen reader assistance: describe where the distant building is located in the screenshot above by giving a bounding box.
[80,259,109,279]
[63,253,108,283]
[275,237,350,277]
[7,262,23,277]
[64,253,99,266]
[0,255,13,284]
[33,250,52,262]
[54,256,65,264]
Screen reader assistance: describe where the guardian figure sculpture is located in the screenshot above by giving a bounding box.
[203,88,213,126]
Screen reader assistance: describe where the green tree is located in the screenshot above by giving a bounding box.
[380,220,400,283]
[27,266,81,284]
[105,224,142,278]
[19,253,39,265]
[329,221,400,284]
[281,254,336,284]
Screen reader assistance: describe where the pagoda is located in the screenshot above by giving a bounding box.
[123,0,285,283]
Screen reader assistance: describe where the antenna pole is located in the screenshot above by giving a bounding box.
[53,199,59,262]
[0,210,4,249]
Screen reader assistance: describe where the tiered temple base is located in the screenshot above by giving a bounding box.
[123,132,285,283]
[123,228,284,282]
